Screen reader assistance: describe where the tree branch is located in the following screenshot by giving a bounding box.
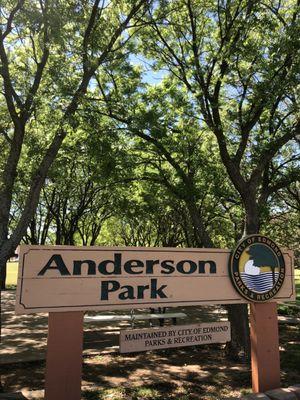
[251,120,299,185]
[6,0,148,253]
[1,0,25,40]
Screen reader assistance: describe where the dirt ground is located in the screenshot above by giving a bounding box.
[0,290,299,400]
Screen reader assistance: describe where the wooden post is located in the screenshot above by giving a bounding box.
[250,302,281,393]
[45,311,84,400]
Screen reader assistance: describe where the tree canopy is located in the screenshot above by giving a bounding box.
[1,0,299,269]
[1,0,299,361]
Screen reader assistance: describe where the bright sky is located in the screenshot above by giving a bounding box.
[129,54,167,85]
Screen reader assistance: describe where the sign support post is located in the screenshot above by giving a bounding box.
[250,303,281,393]
[45,311,84,400]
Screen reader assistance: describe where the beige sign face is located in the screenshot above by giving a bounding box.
[15,245,295,314]
[119,322,231,353]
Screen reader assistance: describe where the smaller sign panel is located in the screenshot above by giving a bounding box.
[119,322,231,353]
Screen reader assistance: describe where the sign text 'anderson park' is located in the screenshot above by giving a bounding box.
[15,245,295,314]
[38,252,217,300]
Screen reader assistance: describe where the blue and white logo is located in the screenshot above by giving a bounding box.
[229,235,285,302]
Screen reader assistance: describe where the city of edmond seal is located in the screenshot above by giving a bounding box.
[229,235,285,302]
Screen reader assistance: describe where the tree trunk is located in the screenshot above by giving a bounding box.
[223,197,261,362]
[0,233,12,291]
[185,198,250,361]
[186,200,213,247]
[227,197,262,361]
[225,304,250,361]
[244,199,260,235]
[0,258,7,290]
[0,238,19,290]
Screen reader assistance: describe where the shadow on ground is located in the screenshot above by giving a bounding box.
[0,291,299,399]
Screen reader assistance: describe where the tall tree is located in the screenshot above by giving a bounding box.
[135,0,300,358]
[0,0,148,288]
[140,0,299,233]
[86,63,249,358]
[89,66,229,248]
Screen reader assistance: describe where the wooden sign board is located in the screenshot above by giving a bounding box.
[119,322,231,353]
[15,245,295,314]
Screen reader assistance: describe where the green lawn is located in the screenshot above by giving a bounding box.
[295,268,300,302]
[6,261,18,286]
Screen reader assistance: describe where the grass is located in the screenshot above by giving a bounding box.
[6,261,18,287]
[295,269,300,302]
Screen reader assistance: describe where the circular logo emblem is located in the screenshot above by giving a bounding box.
[229,235,285,302]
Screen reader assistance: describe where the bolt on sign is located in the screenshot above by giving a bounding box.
[15,236,295,314]
[120,322,231,353]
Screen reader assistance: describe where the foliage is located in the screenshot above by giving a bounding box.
[0,0,150,281]
[0,1,299,286]
[136,0,300,234]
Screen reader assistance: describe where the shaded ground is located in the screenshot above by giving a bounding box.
[0,291,227,364]
[2,347,251,400]
[0,291,300,400]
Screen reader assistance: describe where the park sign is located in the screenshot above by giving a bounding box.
[120,322,231,353]
[15,236,295,314]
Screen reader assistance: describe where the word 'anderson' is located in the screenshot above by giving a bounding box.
[37,253,217,300]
